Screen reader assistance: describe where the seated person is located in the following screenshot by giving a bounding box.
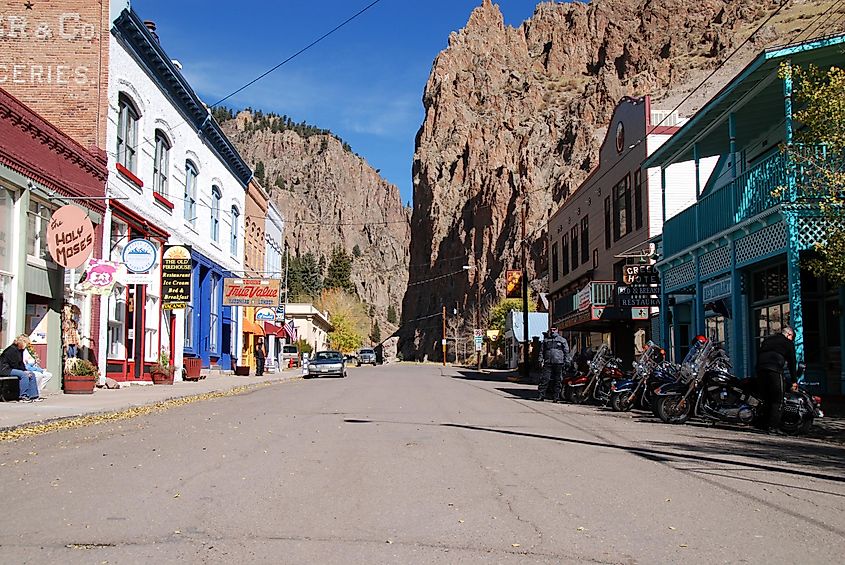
[24,346,52,393]
[0,335,42,402]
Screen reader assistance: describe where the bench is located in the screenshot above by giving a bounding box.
[0,376,20,402]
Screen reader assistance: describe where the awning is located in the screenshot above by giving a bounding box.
[263,322,286,338]
[242,318,264,335]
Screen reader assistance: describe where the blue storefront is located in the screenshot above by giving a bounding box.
[645,35,845,394]
[183,249,238,370]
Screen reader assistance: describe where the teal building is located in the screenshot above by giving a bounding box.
[644,35,845,394]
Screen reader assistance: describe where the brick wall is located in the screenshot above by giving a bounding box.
[0,1,110,151]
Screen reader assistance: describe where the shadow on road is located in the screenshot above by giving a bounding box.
[494,387,538,400]
[451,370,522,384]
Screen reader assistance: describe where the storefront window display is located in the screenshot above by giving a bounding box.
[26,199,53,263]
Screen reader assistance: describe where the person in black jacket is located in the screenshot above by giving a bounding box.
[254,337,266,377]
[0,335,41,402]
[538,327,570,402]
[756,326,798,432]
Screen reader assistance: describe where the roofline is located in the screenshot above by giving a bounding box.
[112,9,253,188]
[642,33,845,170]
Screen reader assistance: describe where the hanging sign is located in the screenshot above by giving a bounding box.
[275,305,286,321]
[122,239,157,273]
[47,205,95,269]
[77,259,121,296]
[255,307,276,322]
[222,278,282,307]
[505,270,522,299]
[161,245,192,310]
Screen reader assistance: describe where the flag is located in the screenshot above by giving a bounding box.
[284,320,298,342]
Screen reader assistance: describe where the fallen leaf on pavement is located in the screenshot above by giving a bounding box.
[511,543,521,548]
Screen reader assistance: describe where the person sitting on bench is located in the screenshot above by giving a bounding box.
[24,345,52,393]
[0,335,42,402]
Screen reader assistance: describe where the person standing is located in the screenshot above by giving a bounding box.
[756,326,798,433]
[254,336,266,377]
[539,327,569,402]
[0,335,42,402]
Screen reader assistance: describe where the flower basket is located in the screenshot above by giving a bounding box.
[64,358,97,395]
[151,353,175,385]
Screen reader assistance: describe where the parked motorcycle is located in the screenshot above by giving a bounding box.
[564,344,622,405]
[653,337,821,434]
[609,342,678,413]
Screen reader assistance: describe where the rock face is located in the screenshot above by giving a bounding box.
[401,0,842,359]
[221,111,410,329]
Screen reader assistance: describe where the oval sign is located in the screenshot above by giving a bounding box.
[47,205,95,269]
[255,307,276,322]
[122,239,157,273]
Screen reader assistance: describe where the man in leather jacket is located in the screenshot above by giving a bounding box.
[538,327,569,402]
[756,326,798,432]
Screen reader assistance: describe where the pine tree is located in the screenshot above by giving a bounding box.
[254,161,265,182]
[352,244,362,258]
[371,320,382,344]
[324,248,356,294]
[299,252,323,299]
[387,304,398,325]
[274,175,286,191]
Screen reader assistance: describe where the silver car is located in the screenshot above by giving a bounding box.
[306,351,347,378]
[357,348,377,366]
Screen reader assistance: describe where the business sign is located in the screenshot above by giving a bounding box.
[631,307,650,320]
[122,239,157,273]
[505,270,522,299]
[275,305,286,321]
[474,336,483,351]
[76,259,121,296]
[255,307,276,322]
[577,284,592,311]
[623,264,660,285]
[223,278,282,307]
[591,306,605,320]
[617,285,661,296]
[161,245,192,310]
[619,297,661,307]
[702,277,732,303]
[121,272,154,286]
[47,205,94,269]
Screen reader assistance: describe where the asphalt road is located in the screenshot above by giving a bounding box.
[1,364,844,564]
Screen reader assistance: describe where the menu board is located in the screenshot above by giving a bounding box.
[161,245,192,310]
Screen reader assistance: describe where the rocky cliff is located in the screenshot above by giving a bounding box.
[401,0,844,358]
[220,111,410,330]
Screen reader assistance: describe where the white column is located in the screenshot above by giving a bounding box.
[97,196,113,385]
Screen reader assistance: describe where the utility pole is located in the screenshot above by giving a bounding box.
[476,275,482,371]
[442,305,447,366]
[521,203,530,381]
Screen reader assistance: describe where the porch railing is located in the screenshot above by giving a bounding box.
[662,146,827,259]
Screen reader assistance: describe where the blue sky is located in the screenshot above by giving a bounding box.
[132,0,553,205]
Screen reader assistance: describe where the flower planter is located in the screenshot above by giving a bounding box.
[234,365,250,376]
[63,373,96,394]
[184,357,202,381]
[151,369,174,385]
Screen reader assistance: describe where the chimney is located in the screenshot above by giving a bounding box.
[143,20,159,42]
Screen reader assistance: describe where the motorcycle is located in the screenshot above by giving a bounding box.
[780,373,823,435]
[609,342,678,413]
[653,337,821,434]
[564,344,622,405]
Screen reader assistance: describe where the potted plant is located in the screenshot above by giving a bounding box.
[63,358,98,394]
[151,352,175,385]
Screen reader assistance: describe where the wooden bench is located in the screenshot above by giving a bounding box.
[0,376,20,402]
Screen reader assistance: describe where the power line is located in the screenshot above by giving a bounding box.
[211,0,384,108]
[797,0,843,41]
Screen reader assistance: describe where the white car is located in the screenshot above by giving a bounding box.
[306,351,347,378]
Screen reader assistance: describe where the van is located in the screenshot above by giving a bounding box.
[281,344,300,368]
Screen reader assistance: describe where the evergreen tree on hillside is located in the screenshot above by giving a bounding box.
[352,244,362,258]
[299,252,323,299]
[324,248,355,294]
[371,319,382,344]
[387,305,398,325]
[254,161,265,182]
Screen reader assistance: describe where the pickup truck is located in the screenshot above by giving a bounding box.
[357,348,377,366]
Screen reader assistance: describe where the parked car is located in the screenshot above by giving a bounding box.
[281,344,300,368]
[357,348,377,366]
[306,351,347,378]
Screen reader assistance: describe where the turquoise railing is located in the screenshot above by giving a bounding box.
[662,149,811,258]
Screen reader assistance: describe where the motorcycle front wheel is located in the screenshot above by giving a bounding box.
[656,396,692,424]
[780,415,813,435]
[610,391,635,412]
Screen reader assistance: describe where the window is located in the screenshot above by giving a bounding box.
[562,234,570,276]
[116,95,139,173]
[551,242,559,283]
[209,274,220,352]
[184,161,198,224]
[570,226,578,271]
[634,169,643,230]
[613,175,631,241]
[580,216,589,265]
[230,206,240,256]
[152,131,170,197]
[211,185,221,242]
[604,196,611,249]
[26,199,52,262]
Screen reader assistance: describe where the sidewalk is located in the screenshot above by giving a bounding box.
[0,369,302,432]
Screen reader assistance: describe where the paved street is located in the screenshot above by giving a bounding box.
[1,363,844,564]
